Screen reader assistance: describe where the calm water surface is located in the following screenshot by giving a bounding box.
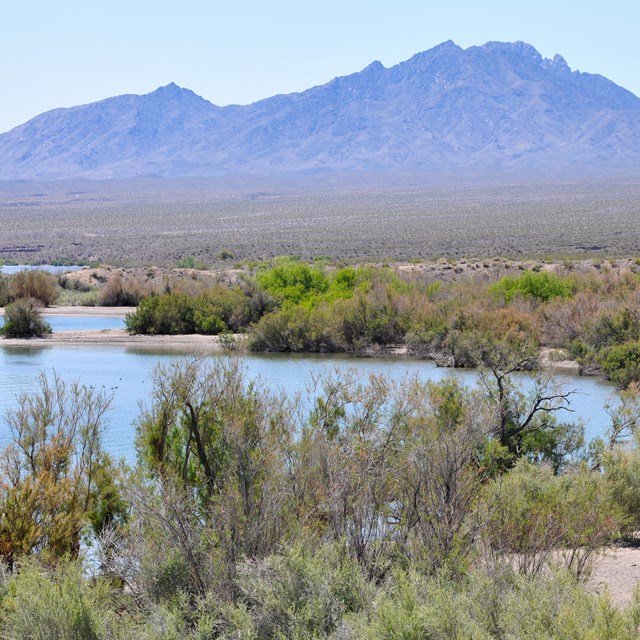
[0,344,618,464]
[0,315,126,332]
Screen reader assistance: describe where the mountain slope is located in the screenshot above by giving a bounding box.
[1,41,639,178]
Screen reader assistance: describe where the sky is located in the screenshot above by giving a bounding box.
[1,0,638,133]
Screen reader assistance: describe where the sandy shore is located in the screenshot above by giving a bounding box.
[589,546,640,607]
[0,305,136,317]
[1,328,239,352]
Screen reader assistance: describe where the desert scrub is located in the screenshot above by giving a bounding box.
[1,298,51,338]
[7,270,58,306]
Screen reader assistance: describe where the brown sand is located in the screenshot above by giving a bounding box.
[588,547,640,607]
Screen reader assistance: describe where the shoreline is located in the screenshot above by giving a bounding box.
[0,328,234,352]
[0,305,137,317]
[0,326,581,374]
[0,306,581,370]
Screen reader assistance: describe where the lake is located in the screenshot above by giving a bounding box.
[0,340,618,464]
[0,314,126,332]
[0,265,83,275]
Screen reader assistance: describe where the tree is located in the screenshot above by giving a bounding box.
[0,373,114,568]
[136,356,295,562]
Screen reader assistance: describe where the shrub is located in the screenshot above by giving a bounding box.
[0,560,116,640]
[250,304,343,352]
[598,341,640,389]
[591,308,640,350]
[9,270,57,306]
[256,261,329,305]
[125,292,195,334]
[97,275,144,306]
[193,285,251,334]
[1,298,51,338]
[483,461,623,577]
[491,270,575,304]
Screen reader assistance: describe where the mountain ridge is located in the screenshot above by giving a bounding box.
[1,40,639,179]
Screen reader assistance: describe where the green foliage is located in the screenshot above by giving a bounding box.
[176,255,206,269]
[484,461,623,577]
[491,270,575,303]
[591,308,640,349]
[249,303,343,352]
[1,298,51,338]
[257,260,330,305]
[0,560,116,640]
[125,285,254,335]
[193,285,250,334]
[598,341,640,388]
[125,292,195,334]
[229,544,370,639]
[344,567,640,640]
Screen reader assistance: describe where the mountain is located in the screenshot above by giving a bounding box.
[1,41,640,179]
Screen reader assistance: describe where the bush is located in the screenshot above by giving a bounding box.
[483,461,623,577]
[257,261,329,305]
[9,270,57,306]
[1,298,51,338]
[125,292,195,334]
[491,270,575,303]
[97,275,144,306]
[0,560,118,640]
[250,304,343,352]
[598,341,640,389]
[193,285,251,333]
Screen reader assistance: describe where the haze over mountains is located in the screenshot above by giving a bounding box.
[1,40,640,180]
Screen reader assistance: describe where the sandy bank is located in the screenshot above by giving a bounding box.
[589,546,640,607]
[1,328,242,352]
[0,306,136,317]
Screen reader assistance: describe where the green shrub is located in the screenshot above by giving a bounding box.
[491,270,575,303]
[250,304,343,352]
[0,560,116,640]
[125,292,196,334]
[228,544,370,639]
[598,341,640,388]
[591,308,640,349]
[257,261,329,305]
[193,285,251,334]
[1,299,51,338]
[484,461,623,577]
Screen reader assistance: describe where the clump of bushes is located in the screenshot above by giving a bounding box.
[491,270,575,303]
[9,270,58,306]
[1,299,51,338]
[125,285,252,335]
[97,274,145,306]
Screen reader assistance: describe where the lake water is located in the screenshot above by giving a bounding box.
[1,265,83,275]
[0,314,126,332]
[0,342,618,464]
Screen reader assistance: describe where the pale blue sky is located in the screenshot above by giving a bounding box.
[2,0,638,133]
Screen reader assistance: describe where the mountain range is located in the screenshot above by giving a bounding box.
[1,40,640,179]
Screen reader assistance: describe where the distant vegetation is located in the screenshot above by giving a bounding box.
[118,256,640,390]
[1,177,640,266]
